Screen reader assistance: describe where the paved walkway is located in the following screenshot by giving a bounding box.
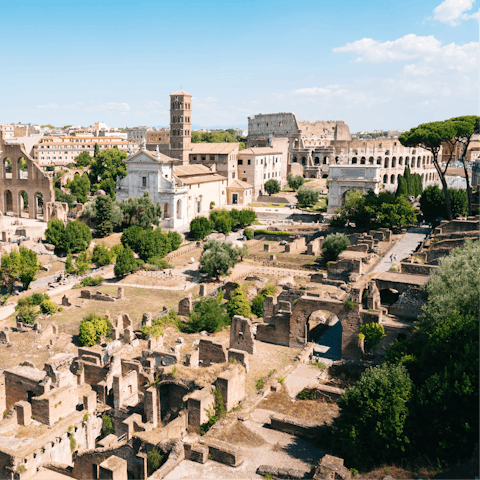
[373,226,430,273]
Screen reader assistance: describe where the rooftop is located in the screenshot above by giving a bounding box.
[190,143,240,155]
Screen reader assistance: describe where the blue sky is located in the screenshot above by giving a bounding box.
[0,0,478,131]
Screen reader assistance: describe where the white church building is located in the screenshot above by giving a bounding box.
[116,148,228,231]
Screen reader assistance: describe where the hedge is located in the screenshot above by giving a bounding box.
[253,230,291,236]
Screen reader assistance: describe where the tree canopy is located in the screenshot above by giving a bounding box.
[189,216,214,240]
[185,291,230,333]
[296,186,319,207]
[199,240,242,279]
[89,148,128,199]
[322,233,350,262]
[287,174,304,191]
[420,185,468,221]
[264,179,281,196]
[68,173,90,204]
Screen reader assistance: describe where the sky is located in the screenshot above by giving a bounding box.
[0,0,478,132]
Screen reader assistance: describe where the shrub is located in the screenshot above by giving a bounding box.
[189,216,214,240]
[167,231,183,251]
[79,314,113,346]
[296,186,320,207]
[334,363,413,469]
[358,322,387,351]
[287,174,304,191]
[17,305,39,324]
[64,220,92,253]
[146,256,172,270]
[345,300,356,310]
[200,387,225,435]
[253,229,291,236]
[244,228,253,240]
[322,233,350,262]
[110,244,124,258]
[200,240,242,279]
[102,414,114,436]
[251,294,265,317]
[31,293,49,305]
[226,286,251,319]
[92,244,113,267]
[114,246,137,277]
[185,294,230,333]
[39,300,59,315]
[80,276,104,287]
[264,179,281,196]
[147,448,164,476]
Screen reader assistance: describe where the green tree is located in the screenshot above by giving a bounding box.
[0,250,21,293]
[94,143,100,158]
[45,219,66,251]
[54,188,77,209]
[296,186,320,207]
[396,167,423,198]
[287,174,305,191]
[136,229,171,261]
[92,244,113,267]
[244,228,253,240]
[264,179,281,196]
[199,240,241,279]
[65,253,75,274]
[189,216,214,240]
[322,233,350,262]
[448,116,479,215]
[18,247,39,290]
[95,195,113,237]
[121,226,144,252]
[114,246,137,277]
[399,121,456,219]
[167,231,182,251]
[75,151,92,168]
[226,285,251,319]
[420,185,468,221]
[89,148,128,199]
[16,305,38,324]
[39,299,59,315]
[334,363,413,469]
[237,208,257,227]
[422,239,479,329]
[64,220,92,253]
[213,214,232,235]
[119,191,162,229]
[68,173,90,204]
[449,188,468,218]
[74,251,92,275]
[185,293,230,333]
[79,313,112,346]
[358,322,386,351]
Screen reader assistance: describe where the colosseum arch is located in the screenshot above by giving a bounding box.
[352,157,357,164]
[360,157,366,164]
[417,157,421,168]
[399,157,403,166]
[369,156,374,164]
[384,157,389,168]
[383,174,388,184]
[0,139,54,220]
[376,157,382,165]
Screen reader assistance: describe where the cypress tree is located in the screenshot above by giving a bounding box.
[94,143,100,158]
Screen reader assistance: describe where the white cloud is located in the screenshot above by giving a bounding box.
[293,87,332,96]
[333,34,442,63]
[433,0,477,25]
[36,103,58,109]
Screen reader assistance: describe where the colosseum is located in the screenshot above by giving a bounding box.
[247,112,439,192]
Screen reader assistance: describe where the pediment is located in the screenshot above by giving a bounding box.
[126,151,160,164]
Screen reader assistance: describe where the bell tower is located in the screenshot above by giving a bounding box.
[169,90,192,165]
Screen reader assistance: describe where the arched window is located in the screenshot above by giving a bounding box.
[176,199,182,219]
[163,203,171,219]
[360,157,366,164]
[392,157,396,168]
[383,174,388,184]
[384,158,389,168]
[377,157,382,165]
[390,174,395,184]
[352,157,357,164]
[399,157,403,166]
[314,157,320,165]
[369,156,374,164]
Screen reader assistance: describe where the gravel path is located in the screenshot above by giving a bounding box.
[374,226,429,273]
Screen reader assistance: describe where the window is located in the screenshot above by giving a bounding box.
[210,155,215,161]
[238,159,243,165]
[142,177,147,187]
[248,159,251,165]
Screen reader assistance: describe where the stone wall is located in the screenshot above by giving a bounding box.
[198,338,228,366]
[229,316,255,354]
[187,387,214,429]
[31,385,77,427]
[269,413,328,439]
[400,262,438,276]
[214,365,245,412]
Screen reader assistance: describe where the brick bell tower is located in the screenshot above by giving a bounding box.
[169,90,192,165]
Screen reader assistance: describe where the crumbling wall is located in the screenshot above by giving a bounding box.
[198,338,228,366]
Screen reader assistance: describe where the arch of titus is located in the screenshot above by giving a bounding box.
[327,165,381,214]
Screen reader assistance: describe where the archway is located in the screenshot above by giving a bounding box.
[293,157,297,163]
[383,174,388,184]
[390,174,395,184]
[307,310,342,361]
[392,157,397,168]
[384,158,389,168]
[322,174,328,179]
[4,190,13,214]
[352,157,357,164]
[18,191,28,218]
[399,157,403,166]
[301,157,306,165]
[376,157,382,165]
[417,157,421,168]
[163,203,171,219]
[17,158,28,179]
[369,156,374,164]
[158,381,190,422]
[34,192,43,219]
[314,157,320,165]
[4,158,11,179]
[176,199,182,219]
[405,156,409,167]
[360,157,366,164]
[310,174,316,179]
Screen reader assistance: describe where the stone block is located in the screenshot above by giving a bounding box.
[187,387,214,428]
[199,338,227,366]
[199,284,207,297]
[15,400,31,426]
[0,330,10,344]
[263,243,271,252]
[61,295,71,307]
[142,312,152,327]
[83,390,97,414]
[98,455,128,480]
[80,290,91,299]
[178,294,192,315]
[228,349,249,373]
[184,442,209,463]
[229,315,255,354]
[117,287,124,299]
[185,350,199,368]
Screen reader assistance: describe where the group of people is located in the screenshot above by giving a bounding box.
[390,254,398,263]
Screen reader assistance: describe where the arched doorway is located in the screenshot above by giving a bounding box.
[4,158,11,179]
[4,190,13,214]
[17,158,28,179]
[34,192,43,219]
[19,191,28,218]
[163,203,171,219]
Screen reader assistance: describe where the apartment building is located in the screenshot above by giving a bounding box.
[32,136,138,167]
[146,128,170,144]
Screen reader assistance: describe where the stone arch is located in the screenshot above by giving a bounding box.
[380,288,400,306]
[399,157,403,166]
[158,380,191,422]
[3,158,11,179]
[392,157,396,168]
[369,156,374,164]
[176,199,182,219]
[314,157,320,165]
[301,157,306,165]
[384,157,389,168]
[33,192,43,219]
[324,157,329,165]
[376,157,382,165]
[18,190,29,218]
[405,156,409,167]
[390,174,395,184]
[163,202,171,219]
[360,157,366,164]
[417,157,421,168]
[322,174,328,178]
[352,157,357,164]
[17,157,28,179]
[292,157,297,163]
[4,190,12,213]
[335,156,340,164]
[308,309,342,361]
[383,174,388,184]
